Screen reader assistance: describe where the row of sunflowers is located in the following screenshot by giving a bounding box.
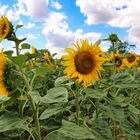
[0,15,140,140]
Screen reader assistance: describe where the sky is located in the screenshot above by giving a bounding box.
[0,0,140,57]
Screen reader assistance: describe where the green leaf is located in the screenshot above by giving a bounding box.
[0,113,32,132]
[42,87,68,104]
[85,88,107,99]
[21,43,30,49]
[16,24,23,30]
[44,133,72,140]
[111,73,139,88]
[103,62,115,67]
[4,50,14,56]
[55,76,74,87]
[40,105,63,120]
[94,39,102,46]
[128,104,140,115]
[9,55,28,67]
[0,96,10,103]
[28,91,41,104]
[35,67,51,76]
[104,105,125,121]
[57,120,95,139]
[120,120,137,135]
[92,118,113,140]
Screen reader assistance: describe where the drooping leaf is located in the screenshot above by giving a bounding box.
[111,73,139,88]
[55,76,74,87]
[42,87,68,104]
[92,118,113,140]
[40,105,63,120]
[104,105,125,121]
[0,113,32,132]
[128,104,140,115]
[57,120,95,139]
[44,133,72,140]
[85,88,107,99]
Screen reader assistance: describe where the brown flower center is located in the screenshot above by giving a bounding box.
[2,23,6,35]
[114,56,122,67]
[127,55,136,63]
[74,51,94,74]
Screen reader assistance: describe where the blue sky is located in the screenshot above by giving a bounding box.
[0,0,140,57]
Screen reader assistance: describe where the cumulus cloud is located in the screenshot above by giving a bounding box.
[24,23,35,29]
[51,0,62,10]
[76,0,140,47]
[19,0,50,19]
[42,12,102,58]
[0,4,8,16]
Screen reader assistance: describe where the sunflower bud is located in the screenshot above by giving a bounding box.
[109,34,119,42]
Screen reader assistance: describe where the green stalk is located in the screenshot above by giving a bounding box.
[15,41,19,56]
[75,90,80,126]
[20,69,41,140]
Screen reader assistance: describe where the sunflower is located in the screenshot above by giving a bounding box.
[124,52,138,67]
[110,51,124,72]
[0,53,9,96]
[63,39,105,88]
[32,46,37,54]
[44,52,53,66]
[0,16,11,42]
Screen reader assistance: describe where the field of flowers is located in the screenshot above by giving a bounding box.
[0,16,140,140]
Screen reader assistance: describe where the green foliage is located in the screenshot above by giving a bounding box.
[21,43,30,49]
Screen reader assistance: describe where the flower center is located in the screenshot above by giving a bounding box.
[74,51,94,74]
[127,55,136,63]
[114,56,122,67]
[1,23,6,35]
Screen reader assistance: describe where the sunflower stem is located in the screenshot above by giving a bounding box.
[75,89,80,126]
[20,68,41,140]
[112,41,116,73]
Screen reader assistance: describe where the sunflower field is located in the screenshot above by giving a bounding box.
[0,16,140,140]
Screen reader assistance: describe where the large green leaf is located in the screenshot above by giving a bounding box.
[35,67,51,76]
[40,105,63,120]
[55,76,74,87]
[9,55,28,67]
[111,73,139,88]
[41,87,68,104]
[0,113,32,132]
[128,104,140,115]
[92,118,113,140]
[85,88,107,99]
[44,133,73,140]
[104,105,125,121]
[57,120,95,139]
[120,120,137,136]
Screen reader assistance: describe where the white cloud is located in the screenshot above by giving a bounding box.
[76,0,140,47]
[24,23,35,29]
[0,4,8,16]
[42,12,102,58]
[51,1,62,10]
[26,34,37,40]
[19,0,50,19]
